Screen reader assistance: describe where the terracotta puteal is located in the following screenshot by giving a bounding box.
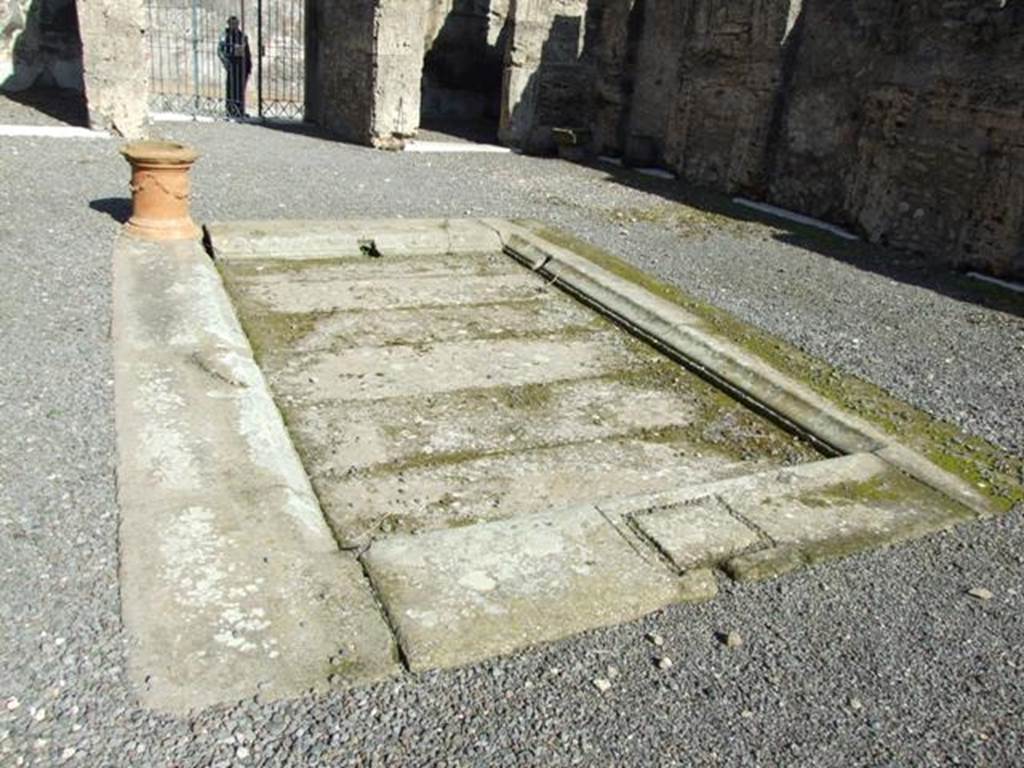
[120,140,201,241]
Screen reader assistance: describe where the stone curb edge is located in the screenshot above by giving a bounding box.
[482,218,995,520]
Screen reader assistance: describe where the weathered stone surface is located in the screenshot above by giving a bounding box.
[717,453,974,581]
[630,0,798,188]
[207,218,503,260]
[81,0,148,136]
[769,2,1024,278]
[361,504,716,671]
[323,438,767,546]
[219,223,821,551]
[113,236,399,712]
[235,271,547,315]
[282,376,712,471]
[305,0,377,142]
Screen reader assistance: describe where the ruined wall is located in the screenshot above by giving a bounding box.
[307,0,422,144]
[588,0,1024,278]
[373,0,424,138]
[770,1,1024,277]
[580,0,639,155]
[617,0,799,189]
[500,0,587,151]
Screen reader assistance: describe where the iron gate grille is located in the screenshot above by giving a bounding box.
[146,0,305,120]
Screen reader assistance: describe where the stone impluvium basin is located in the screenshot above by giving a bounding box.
[112,217,1009,713]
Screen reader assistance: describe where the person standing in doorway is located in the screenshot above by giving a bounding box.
[218,16,252,119]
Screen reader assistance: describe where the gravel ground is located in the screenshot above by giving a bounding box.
[1,115,1022,767]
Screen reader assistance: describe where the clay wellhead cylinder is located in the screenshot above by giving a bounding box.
[119,140,201,241]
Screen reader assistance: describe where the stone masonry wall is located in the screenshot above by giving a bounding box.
[770,1,1024,277]
[2,0,146,136]
[587,0,1024,277]
[305,0,376,142]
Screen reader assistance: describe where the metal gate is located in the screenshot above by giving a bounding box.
[146,0,305,120]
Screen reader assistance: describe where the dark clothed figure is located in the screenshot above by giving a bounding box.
[218,17,252,118]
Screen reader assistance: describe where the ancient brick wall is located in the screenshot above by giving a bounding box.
[771,1,1024,277]
[589,0,1024,278]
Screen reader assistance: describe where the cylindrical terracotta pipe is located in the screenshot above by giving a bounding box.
[120,140,201,241]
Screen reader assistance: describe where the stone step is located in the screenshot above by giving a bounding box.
[223,250,521,285]
[622,454,973,580]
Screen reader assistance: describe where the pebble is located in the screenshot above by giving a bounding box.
[657,656,673,671]
[646,632,664,647]
[850,697,863,711]
[592,678,612,693]
[236,746,251,759]
[721,631,743,649]
[967,587,994,601]
[5,698,18,711]
[606,665,620,680]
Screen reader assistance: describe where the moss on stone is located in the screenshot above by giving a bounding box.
[797,471,924,508]
[516,221,1024,514]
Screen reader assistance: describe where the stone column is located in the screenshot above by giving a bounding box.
[370,0,425,144]
[78,0,148,137]
[306,0,424,146]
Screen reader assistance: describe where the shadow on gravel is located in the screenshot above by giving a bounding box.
[589,162,1023,319]
[0,86,89,126]
[90,197,132,224]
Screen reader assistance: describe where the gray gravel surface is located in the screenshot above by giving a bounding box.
[1,117,1022,767]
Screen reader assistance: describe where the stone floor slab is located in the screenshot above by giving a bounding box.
[361,504,716,672]
[271,336,633,402]
[283,375,712,472]
[270,299,604,353]
[321,438,770,546]
[237,271,549,315]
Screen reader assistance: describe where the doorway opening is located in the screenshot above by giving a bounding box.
[419,1,508,143]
